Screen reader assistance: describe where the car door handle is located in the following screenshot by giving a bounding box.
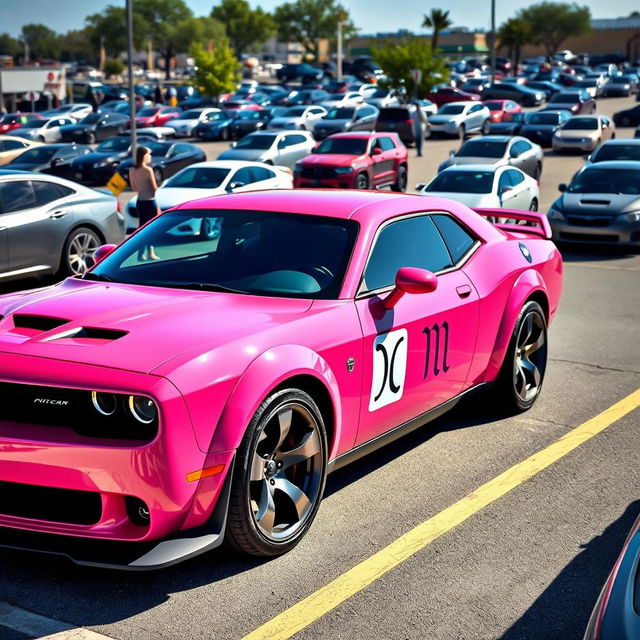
[456,285,472,298]
[49,209,68,219]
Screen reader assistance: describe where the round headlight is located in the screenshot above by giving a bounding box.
[92,391,117,416]
[128,395,158,424]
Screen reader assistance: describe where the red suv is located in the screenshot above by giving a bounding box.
[294,132,408,191]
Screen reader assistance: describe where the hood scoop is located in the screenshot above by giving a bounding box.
[580,199,611,206]
[12,314,70,333]
[41,326,128,344]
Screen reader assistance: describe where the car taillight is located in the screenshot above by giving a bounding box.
[405,119,412,125]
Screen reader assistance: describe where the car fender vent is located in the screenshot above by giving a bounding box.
[41,326,129,343]
[12,315,70,331]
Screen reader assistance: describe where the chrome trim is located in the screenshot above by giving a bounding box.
[128,395,157,424]
[91,391,117,416]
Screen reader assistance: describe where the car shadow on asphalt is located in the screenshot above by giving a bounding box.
[498,499,640,640]
[559,245,640,263]
[0,394,506,627]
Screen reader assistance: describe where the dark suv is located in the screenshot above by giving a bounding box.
[375,105,421,145]
[276,64,323,83]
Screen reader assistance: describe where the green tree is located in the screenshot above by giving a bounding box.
[211,0,275,57]
[190,41,241,99]
[374,38,449,100]
[58,28,95,64]
[422,9,453,52]
[21,24,60,60]
[135,0,194,79]
[104,58,125,78]
[274,0,355,61]
[173,16,226,52]
[86,6,148,58]
[0,33,20,58]
[497,18,534,76]
[516,2,591,59]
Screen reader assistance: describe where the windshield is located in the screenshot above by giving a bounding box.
[10,147,57,163]
[326,108,355,120]
[19,120,44,129]
[315,137,368,155]
[235,111,260,120]
[483,102,505,111]
[148,142,171,157]
[378,108,409,121]
[590,145,640,162]
[234,134,275,150]
[456,140,507,158]
[370,89,388,98]
[610,77,629,84]
[207,111,233,121]
[163,166,230,189]
[562,117,598,130]
[439,105,465,115]
[88,209,358,299]
[282,107,306,117]
[181,110,204,120]
[81,113,100,124]
[138,107,159,117]
[527,113,560,125]
[97,138,130,152]
[425,171,494,194]
[550,93,580,104]
[568,168,640,194]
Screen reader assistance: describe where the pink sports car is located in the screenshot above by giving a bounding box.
[0,190,562,569]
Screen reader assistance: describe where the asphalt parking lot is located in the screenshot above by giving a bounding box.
[1,96,639,640]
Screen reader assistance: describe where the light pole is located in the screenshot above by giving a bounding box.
[126,0,137,158]
[337,10,346,82]
[490,0,497,84]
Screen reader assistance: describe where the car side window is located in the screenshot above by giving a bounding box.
[175,143,192,154]
[378,137,395,152]
[252,166,275,181]
[2,139,28,151]
[432,214,477,264]
[231,167,254,185]
[507,169,525,185]
[358,107,375,118]
[32,181,65,206]
[498,170,513,192]
[284,134,307,147]
[0,180,37,213]
[362,215,453,292]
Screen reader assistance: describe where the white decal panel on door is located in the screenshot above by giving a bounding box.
[369,328,408,412]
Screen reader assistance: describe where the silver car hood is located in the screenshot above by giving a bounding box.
[560,192,640,213]
[445,157,503,167]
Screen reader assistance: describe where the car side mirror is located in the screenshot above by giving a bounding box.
[51,157,64,166]
[500,185,514,196]
[229,141,237,148]
[509,149,520,158]
[382,267,438,309]
[558,183,567,192]
[449,150,455,157]
[228,181,246,190]
[415,182,426,191]
[93,244,117,263]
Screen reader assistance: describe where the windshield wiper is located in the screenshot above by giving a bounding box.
[82,272,114,282]
[154,282,245,294]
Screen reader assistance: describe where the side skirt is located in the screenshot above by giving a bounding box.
[328,383,489,474]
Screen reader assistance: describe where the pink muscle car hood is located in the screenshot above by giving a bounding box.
[0,278,311,374]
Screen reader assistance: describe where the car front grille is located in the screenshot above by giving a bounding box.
[566,216,614,227]
[560,231,619,242]
[0,480,102,525]
[0,381,157,441]
[300,167,336,179]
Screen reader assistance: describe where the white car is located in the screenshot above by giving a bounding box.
[126,160,293,228]
[416,164,540,211]
[9,117,76,143]
[320,92,365,109]
[268,106,327,131]
[43,103,94,121]
[166,108,220,137]
[428,101,491,139]
[365,88,402,109]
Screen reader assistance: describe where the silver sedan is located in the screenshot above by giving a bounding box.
[217,131,316,169]
[0,170,125,281]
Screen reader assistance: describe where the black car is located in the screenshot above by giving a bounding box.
[118,141,206,184]
[228,110,271,139]
[314,104,380,139]
[276,63,323,83]
[487,112,526,135]
[482,83,546,106]
[7,143,92,174]
[519,110,572,147]
[613,104,640,127]
[67,135,155,184]
[541,90,596,115]
[60,112,129,144]
[525,81,564,100]
[603,75,639,97]
[193,110,237,141]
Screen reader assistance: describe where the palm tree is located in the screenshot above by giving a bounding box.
[497,18,534,76]
[422,9,453,52]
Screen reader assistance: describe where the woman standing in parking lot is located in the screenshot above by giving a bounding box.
[412,102,428,157]
[129,145,160,260]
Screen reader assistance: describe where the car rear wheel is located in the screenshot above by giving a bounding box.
[493,300,547,413]
[533,163,542,180]
[481,120,490,135]
[226,388,328,556]
[529,198,538,211]
[355,173,369,189]
[61,227,101,276]
[391,165,408,192]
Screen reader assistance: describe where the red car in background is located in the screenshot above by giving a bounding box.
[0,112,42,134]
[220,100,263,111]
[482,99,523,123]
[294,132,408,191]
[135,106,182,127]
[427,86,480,106]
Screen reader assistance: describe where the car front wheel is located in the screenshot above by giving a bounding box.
[61,227,101,276]
[355,173,369,189]
[493,300,548,413]
[391,165,408,192]
[226,388,328,556]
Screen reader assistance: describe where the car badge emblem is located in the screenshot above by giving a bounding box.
[33,398,69,406]
[519,242,532,263]
[346,357,355,373]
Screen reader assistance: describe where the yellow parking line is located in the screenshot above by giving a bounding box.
[241,388,640,640]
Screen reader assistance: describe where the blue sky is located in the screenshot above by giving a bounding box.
[2,0,634,37]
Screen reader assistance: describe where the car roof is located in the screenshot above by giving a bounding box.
[463,135,512,142]
[326,132,383,139]
[598,138,640,146]
[581,161,640,169]
[175,160,275,170]
[440,164,512,173]
[0,169,33,176]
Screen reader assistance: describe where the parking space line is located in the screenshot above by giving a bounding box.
[0,603,113,640]
[240,388,640,640]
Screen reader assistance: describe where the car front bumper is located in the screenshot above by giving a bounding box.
[551,217,640,247]
[553,138,597,152]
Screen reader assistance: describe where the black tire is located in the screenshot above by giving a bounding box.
[60,227,101,276]
[226,388,328,556]
[38,135,45,142]
[391,165,408,192]
[355,172,369,190]
[493,300,548,413]
[481,120,490,135]
[529,198,538,211]
[221,127,229,141]
[533,163,542,180]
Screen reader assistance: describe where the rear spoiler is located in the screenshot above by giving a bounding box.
[473,208,552,240]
